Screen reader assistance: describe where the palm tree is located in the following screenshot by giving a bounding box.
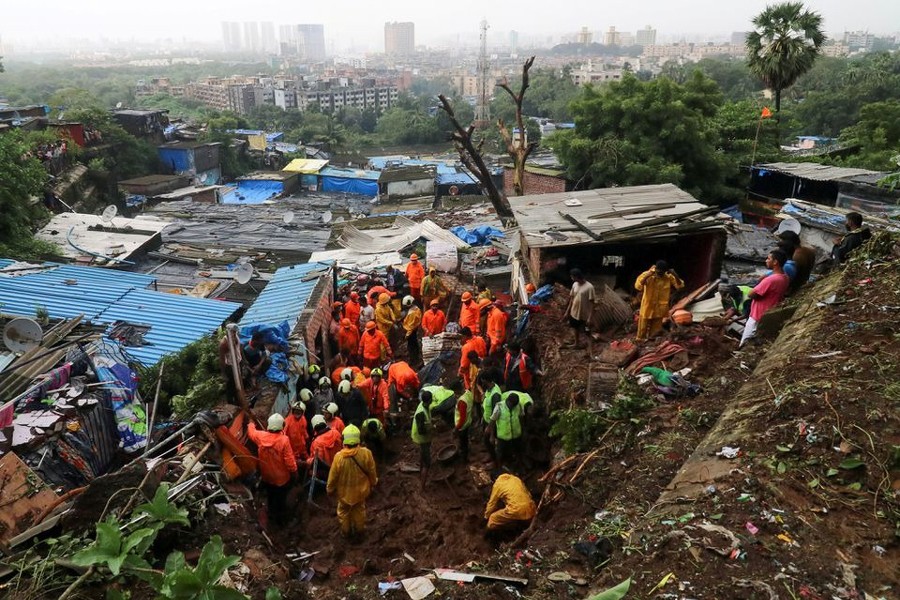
[746,2,825,113]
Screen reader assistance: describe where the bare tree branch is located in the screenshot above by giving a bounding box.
[438,93,514,222]
[497,56,537,197]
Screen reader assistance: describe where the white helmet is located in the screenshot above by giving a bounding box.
[299,388,313,402]
[337,380,352,394]
[340,367,353,381]
[318,376,331,387]
[267,413,285,432]
[325,402,340,415]
[402,295,414,307]
[311,414,326,429]
[291,400,306,413]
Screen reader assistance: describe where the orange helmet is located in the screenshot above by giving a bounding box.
[365,321,376,330]
[525,283,537,294]
[378,293,390,304]
[478,298,492,308]
[350,291,359,300]
[410,253,419,261]
[341,318,352,327]
[461,291,473,301]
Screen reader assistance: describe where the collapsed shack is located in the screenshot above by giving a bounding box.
[508,184,727,305]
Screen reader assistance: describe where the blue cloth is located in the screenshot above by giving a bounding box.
[515,284,554,338]
[450,225,505,246]
[762,260,796,282]
[239,321,291,349]
[266,352,290,383]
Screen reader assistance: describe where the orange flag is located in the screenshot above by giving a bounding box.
[761,107,773,119]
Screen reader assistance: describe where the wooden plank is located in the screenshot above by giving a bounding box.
[0,453,60,545]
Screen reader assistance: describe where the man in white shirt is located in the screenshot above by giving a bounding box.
[561,268,595,348]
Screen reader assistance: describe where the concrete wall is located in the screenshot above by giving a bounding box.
[386,178,434,198]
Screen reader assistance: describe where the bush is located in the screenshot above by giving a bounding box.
[138,333,224,419]
[550,408,606,455]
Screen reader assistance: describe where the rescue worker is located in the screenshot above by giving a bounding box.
[486,300,509,355]
[465,351,482,397]
[335,379,369,427]
[476,284,493,303]
[387,360,420,413]
[326,425,378,538]
[459,327,487,389]
[357,367,390,424]
[324,401,345,434]
[358,295,375,330]
[489,391,525,471]
[361,417,387,459]
[344,291,361,329]
[484,473,536,532]
[411,390,434,488]
[358,321,392,369]
[375,292,399,337]
[405,254,426,301]
[479,372,503,463]
[459,291,480,334]
[332,364,364,387]
[366,280,391,307]
[455,388,474,462]
[419,384,457,427]
[504,340,537,392]
[634,260,684,341]
[247,413,298,525]
[303,364,323,392]
[337,318,360,361]
[420,267,448,309]
[421,299,447,337]
[284,400,309,461]
[401,295,423,366]
[314,376,334,414]
[307,414,343,478]
[300,388,317,436]
[477,298,493,340]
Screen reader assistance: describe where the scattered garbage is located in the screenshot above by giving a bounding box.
[716,446,741,459]
[745,522,759,535]
[379,581,403,595]
[401,576,435,600]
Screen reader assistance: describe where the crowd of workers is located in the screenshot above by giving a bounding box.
[228,211,874,541]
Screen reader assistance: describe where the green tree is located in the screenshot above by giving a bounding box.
[746,1,825,113]
[549,72,737,203]
[835,100,900,171]
[0,131,56,259]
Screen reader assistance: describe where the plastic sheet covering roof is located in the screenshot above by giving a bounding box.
[283,158,329,174]
[337,216,470,254]
[308,249,403,271]
[0,261,239,366]
[436,170,476,186]
[756,162,886,182]
[240,262,331,328]
[319,166,380,181]
[220,179,284,205]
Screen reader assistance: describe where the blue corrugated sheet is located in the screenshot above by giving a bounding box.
[0,262,239,366]
[0,259,16,269]
[229,129,284,142]
[436,171,476,185]
[240,262,330,329]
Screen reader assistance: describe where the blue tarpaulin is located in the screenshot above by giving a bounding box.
[451,225,505,246]
[221,179,284,204]
[320,174,378,196]
[158,146,193,173]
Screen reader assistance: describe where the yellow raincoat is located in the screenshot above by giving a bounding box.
[326,446,378,536]
[420,270,448,308]
[374,295,399,336]
[484,473,536,530]
[634,267,684,339]
[402,306,422,338]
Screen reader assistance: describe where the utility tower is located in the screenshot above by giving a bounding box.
[474,19,491,127]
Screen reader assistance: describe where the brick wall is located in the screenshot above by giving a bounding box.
[503,167,567,195]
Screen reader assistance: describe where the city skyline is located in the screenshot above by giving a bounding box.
[2,0,898,53]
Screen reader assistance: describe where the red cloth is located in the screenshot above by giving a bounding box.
[624,341,688,375]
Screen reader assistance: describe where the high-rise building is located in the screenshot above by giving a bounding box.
[509,30,519,54]
[221,22,242,52]
[296,24,326,61]
[243,22,260,53]
[843,31,875,51]
[260,22,277,54]
[603,26,621,46]
[384,22,415,56]
[730,31,749,46]
[636,26,657,47]
[577,27,593,46]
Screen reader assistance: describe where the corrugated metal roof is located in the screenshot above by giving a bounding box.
[240,262,331,329]
[283,158,329,174]
[0,259,15,269]
[757,162,886,182]
[0,261,239,366]
[511,184,722,248]
[320,166,380,181]
[337,216,469,254]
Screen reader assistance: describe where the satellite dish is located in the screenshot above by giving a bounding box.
[100,205,118,224]
[322,210,332,224]
[3,317,44,353]
[776,218,802,236]
[234,263,254,284]
[283,211,295,224]
[116,102,123,109]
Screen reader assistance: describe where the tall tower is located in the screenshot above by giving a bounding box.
[475,20,491,127]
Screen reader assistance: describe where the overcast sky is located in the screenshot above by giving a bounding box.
[3,0,897,50]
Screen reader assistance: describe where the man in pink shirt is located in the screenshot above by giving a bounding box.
[740,249,790,347]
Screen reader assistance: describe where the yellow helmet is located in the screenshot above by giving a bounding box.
[343,424,361,446]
